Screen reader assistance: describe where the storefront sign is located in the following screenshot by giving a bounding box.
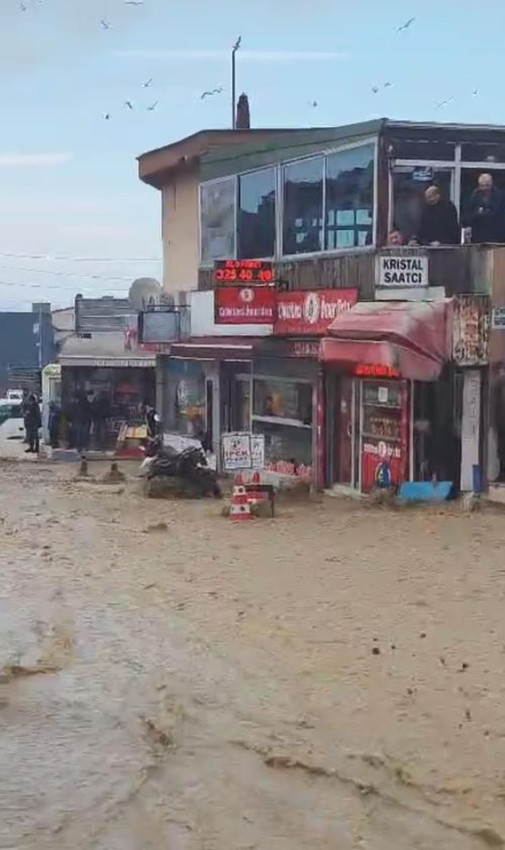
[453,296,490,366]
[215,286,275,325]
[492,307,505,329]
[265,460,312,481]
[378,255,428,288]
[222,432,265,470]
[286,340,320,358]
[274,288,357,336]
[354,363,400,378]
[213,259,274,285]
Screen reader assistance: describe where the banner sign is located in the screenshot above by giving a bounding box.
[222,432,265,471]
[215,286,275,325]
[274,288,357,335]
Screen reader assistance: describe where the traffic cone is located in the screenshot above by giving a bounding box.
[230,474,254,522]
[246,471,262,508]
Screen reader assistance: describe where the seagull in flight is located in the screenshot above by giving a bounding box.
[435,96,454,110]
[100,18,112,29]
[233,36,242,51]
[309,100,318,107]
[124,100,134,110]
[372,86,379,94]
[147,101,158,111]
[103,112,112,120]
[125,1,143,4]
[200,86,224,99]
[384,81,392,88]
[142,78,153,88]
[397,17,415,31]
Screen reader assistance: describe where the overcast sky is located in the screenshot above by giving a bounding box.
[1,0,504,309]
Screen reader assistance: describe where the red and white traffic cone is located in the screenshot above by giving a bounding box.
[230,474,253,522]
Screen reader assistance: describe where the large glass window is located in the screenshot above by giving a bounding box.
[325,144,375,249]
[200,178,235,264]
[238,168,276,259]
[282,157,324,255]
[253,378,313,425]
[392,165,454,241]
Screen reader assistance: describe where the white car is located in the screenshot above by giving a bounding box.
[0,400,25,440]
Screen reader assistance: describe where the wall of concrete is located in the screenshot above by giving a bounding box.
[162,166,200,293]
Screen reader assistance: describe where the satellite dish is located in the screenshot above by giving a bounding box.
[128,277,164,311]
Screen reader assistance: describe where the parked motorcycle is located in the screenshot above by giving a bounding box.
[140,435,221,498]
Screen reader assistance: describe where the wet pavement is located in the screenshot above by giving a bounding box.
[1,460,505,849]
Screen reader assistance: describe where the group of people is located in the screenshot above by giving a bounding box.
[390,172,505,247]
[66,390,110,452]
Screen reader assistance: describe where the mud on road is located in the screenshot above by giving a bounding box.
[1,460,505,849]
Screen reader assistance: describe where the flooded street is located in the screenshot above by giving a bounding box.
[1,460,505,849]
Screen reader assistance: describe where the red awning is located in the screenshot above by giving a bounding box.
[320,299,453,381]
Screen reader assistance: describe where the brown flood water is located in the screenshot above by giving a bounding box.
[1,460,505,849]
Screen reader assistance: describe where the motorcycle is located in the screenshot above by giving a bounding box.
[140,434,222,499]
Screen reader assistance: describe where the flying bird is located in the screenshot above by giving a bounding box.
[103,113,112,120]
[233,35,242,51]
[125,1,143,4]
[100,18,112,29]
[147,101,158,111]
[372,86,379,94]
[124,100,134,110]
[398,17,415,31]
[142,78,153,88]
[200,86,223,99]
[384,81,393,88]
[309,100,318,107]
[20,2,27,10]
[472,88,478,96]
[435,97,454,110]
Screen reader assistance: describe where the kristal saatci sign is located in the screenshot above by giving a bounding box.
[215,286,275,325]
[274,288,358,335]
[378,255,428,288]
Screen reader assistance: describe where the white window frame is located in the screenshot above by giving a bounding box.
[280,137,378,260]
[198,136,378,267]
[199,175,237,268]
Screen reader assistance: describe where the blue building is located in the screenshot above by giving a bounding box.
[0,303,55,394]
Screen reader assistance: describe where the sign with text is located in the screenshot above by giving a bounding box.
[492,307,505,329]
[213,259,274,285]
[215,286,275,325]
[274,288,357,336]
[222,432,265,471]
[378,255,428,288]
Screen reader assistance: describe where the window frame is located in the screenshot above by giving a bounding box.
[198,136,379,265]
[237,165,278,262]
[199,175,238,268]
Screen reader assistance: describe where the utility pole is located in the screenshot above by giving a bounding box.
[231,35,241,129]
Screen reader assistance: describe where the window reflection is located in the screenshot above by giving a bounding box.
[325,145,374,250]
[238,168,276,259]
[282,158,323,255]
[200,178,235,264]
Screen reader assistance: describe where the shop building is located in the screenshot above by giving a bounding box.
[138,119,505,493]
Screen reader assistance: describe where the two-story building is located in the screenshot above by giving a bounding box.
[138,119,505,494]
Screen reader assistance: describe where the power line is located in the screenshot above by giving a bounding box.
[0,264,134,281]
[0,279,127,292]
[0,251,161,262]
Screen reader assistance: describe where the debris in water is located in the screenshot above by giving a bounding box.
[143,521,168,533]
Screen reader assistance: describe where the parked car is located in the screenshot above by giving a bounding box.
[0,400,25,440]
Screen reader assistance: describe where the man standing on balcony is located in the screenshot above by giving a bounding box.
[465,173,505,244]
[417,185,461,246]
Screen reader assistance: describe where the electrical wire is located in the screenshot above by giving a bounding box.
[0,279,127,292]
[0,264,134,281]
[0,251,161,262]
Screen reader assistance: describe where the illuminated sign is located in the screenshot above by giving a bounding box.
[213,259,275,285]
[215,286,275,324]
[354,364,400,378]
[274,288,358,335]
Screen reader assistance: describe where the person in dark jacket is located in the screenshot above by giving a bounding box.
[417,185,460,245]
[464,173,505,244]
[25,395,41,454]
[48,401,61,449]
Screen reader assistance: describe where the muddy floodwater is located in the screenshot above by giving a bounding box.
[1,460,505,849]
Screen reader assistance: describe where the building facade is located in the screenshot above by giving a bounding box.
[138,119,505,493]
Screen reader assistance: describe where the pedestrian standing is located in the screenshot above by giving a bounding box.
[24,395,41,454]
